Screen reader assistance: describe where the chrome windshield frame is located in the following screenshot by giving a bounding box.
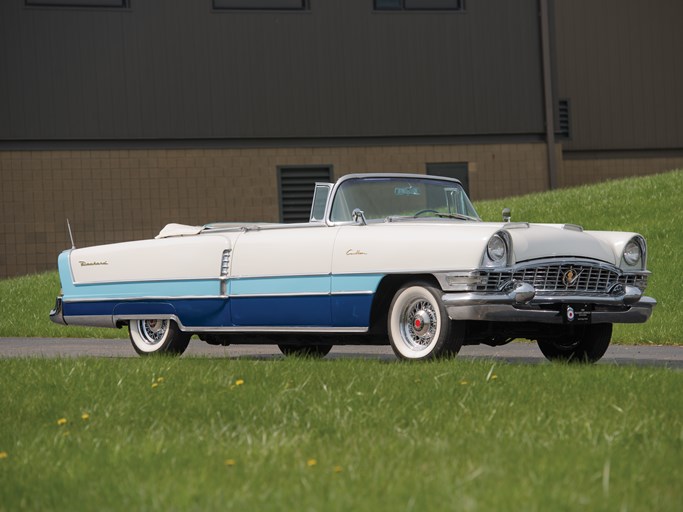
[324,173,480,225]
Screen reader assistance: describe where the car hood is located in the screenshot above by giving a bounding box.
[500,223,618,265]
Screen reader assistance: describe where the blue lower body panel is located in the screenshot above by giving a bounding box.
[63,299,232,327]
[332,294,374,327]
[62,294,374,329]
[231,296,331,326]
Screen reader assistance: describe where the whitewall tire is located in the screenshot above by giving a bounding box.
[388,282,461,360]
[129,319,191,356]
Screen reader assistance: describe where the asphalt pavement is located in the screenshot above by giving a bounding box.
[1,338,682,369]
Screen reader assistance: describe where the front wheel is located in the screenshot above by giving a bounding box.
[129,319,191,356]
[537,323,612,363]
[387,282,462,360]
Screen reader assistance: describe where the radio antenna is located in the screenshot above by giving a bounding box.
[67,219,76,249]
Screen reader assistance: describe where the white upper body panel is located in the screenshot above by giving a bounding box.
[229,224,339,278]
[70,235,231,283]
[68,219,635,285]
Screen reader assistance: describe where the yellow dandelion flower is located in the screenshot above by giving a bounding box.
[307,458,317,467]
[156,377,165,383]
[235,379,245,386]
[224,459,237,467]
[0,451,8,459]
[459,380,469,385]
[333,465,343,473]
[490,374,498,380]
[81,412,90,421]
[57,418,68,426]
[151,382,159,389]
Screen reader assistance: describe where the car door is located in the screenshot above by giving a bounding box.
[228,225,339,327]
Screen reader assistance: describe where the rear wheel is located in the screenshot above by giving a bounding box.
[537,323,612,363]
[129,319,191,356]
[387,282,462,360]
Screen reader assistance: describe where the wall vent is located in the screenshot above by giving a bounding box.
[558,99,571,139]
[278,166,332,223]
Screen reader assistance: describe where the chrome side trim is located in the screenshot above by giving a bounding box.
[63,295,222,303]
[71,276,221,286]
[331,290,375,296]
[229,271,331,279]
[228,292,330,298]
[62,315,116,328]
[62,289,376,303]
[230,290,375,298]
[186,326,369,334]
[110,314,369,334]
[202,222,330,234]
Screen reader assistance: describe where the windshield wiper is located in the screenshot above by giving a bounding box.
[433,212,479,221]
[385,213,478,223]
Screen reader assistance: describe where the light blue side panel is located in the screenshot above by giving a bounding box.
[230,275,330,296]
[331,274,384,293]
[59,251,220,300]
[58,251,76,295]
[65,280,220,300]
[229,274,384,296]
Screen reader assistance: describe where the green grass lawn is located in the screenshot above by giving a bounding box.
[1,172,682,511]
[1,357,681,511]
[0,170,681,343]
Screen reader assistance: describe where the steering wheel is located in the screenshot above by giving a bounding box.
[414,209,440,217]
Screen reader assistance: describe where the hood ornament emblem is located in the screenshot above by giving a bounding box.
[562,268,583,287]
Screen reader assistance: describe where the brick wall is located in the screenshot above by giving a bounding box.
[2,142,552,278]
[560,155,683,188]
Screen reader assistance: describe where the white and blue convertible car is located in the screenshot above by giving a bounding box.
[51,173,655,362]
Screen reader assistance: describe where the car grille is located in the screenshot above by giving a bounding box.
[478,262,648,294]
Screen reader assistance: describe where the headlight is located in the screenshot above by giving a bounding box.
[487,235,507,263]
[623,240,642,266]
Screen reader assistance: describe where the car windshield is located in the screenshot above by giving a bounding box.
[330,176,480,223]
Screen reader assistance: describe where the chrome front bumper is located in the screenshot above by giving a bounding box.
[443,283,656,324]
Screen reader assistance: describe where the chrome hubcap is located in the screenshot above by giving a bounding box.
[400,299,437,350]
[138,319,168,345]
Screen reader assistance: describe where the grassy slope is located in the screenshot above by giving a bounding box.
[0,357,681,511]
[0,170,681,343]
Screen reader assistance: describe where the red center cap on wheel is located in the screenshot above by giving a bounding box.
[414,318,422,329]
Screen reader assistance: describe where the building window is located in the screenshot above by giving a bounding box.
[374,0,464,11]
[25,0,128,6]
[427,162,470,195]
[278,166,332,223]
[213,0,308,10]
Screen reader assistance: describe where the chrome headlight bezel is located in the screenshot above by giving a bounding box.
[482,231,511,268]
[622,236,646,269]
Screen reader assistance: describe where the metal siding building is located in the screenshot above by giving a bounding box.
[1,0,682,278]
[0,0,545,140]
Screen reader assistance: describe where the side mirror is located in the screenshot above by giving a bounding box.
[502,208,511,223]
[352,208,367,226]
